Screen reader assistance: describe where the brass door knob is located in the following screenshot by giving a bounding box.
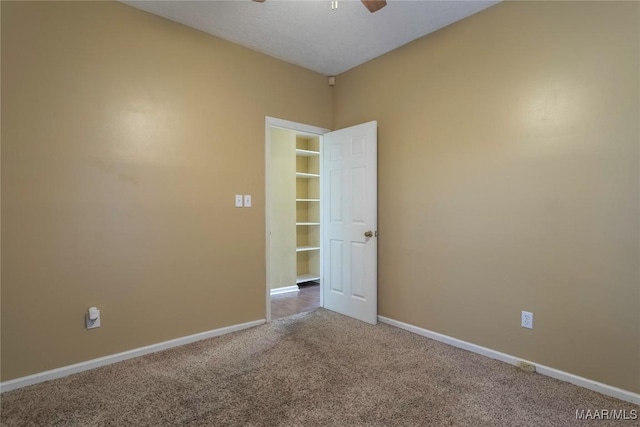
[364,231,373,238]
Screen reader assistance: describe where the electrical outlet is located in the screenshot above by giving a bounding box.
[86,309,101,329]
[521,311,533,329]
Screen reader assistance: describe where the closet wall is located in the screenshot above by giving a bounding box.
[268,128,297,290]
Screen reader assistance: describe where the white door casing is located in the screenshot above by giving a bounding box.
[322,121,378,324]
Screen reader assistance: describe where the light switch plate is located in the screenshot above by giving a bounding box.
[244,195,252,208]
[235,195,243,208]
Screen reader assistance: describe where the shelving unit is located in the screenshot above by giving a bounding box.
[296,136,321,285]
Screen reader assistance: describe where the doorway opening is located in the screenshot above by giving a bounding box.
[265,117,328,322]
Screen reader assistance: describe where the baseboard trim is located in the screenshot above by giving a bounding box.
[270,285,299,295]
[378,315,640,405]
[0,318,266,394]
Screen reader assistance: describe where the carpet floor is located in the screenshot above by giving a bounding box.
[1,309,637,426]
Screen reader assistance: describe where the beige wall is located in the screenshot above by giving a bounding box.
[1,1,331,381]
[334,1,639,393]
[268,128,296,290]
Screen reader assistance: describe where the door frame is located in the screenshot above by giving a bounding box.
[265,117,329,322]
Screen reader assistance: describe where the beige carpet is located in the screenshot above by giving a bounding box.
[1,308,637,426]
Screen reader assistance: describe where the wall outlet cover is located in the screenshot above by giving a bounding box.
[521,311,533,329]
[86,310,101,329]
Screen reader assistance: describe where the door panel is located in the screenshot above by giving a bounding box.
[329,239,344,294]
[322,121,377,324]
[330,170,343,222]
[351,241,366,300]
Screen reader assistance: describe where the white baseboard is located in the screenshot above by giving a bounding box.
[378,315,640,405]
[0,318,266,394]
[270,285,299,295]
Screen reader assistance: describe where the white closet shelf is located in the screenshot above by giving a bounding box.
[296,198,320,202]
[295,149,320,157]
[296,172,320,179]
[296,222,320,226]
[296,246,320,252]
[296,274,320,284]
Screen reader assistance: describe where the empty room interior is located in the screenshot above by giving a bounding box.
[1,0,639,425]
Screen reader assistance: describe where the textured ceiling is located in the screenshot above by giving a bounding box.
[122,0,500,76]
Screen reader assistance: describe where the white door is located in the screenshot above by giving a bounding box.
[322,121,377,324]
